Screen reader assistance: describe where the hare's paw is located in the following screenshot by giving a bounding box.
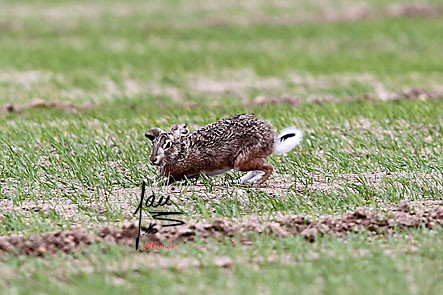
[240,171,256,183]
[240,171,264,184]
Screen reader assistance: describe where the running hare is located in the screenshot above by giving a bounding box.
[145,114,303,185]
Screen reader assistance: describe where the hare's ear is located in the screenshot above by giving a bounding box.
[145,128,164,141]
[169,123,184,132]
[170,123,188,140]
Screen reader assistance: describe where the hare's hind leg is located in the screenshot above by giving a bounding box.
[234,156,273,185]
[241,171,265,184]
[255,162,273,185]
[240,171,259,183]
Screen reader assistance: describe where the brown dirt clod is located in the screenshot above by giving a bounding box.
[1,202,441,256]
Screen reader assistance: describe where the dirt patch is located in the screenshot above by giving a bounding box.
[319,3,443,23]
[0,70,52,88]
[2,170,440,231]
[0,98,91,114]
[290,170,442,197]
[253,95,300,106]
[387,3,443,18]
[189,74,283,94]
[2,85,440,113]
[203,3,443,27]
[250,87,443,107]
[363,87,442,102]
[153,170,441,205]
[1,201,441,256]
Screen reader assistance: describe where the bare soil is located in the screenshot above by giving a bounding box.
[1,171,440,231]
[1,201,441,256]
[203,3,443,27]
[2,84,442,115]
[0,98,91,114]
[250,87,443,107]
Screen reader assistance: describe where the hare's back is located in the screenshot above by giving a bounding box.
[188,114,274,149]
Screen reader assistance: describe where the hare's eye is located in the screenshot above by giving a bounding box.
[163,141,172,150]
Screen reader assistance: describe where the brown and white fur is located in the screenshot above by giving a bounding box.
[145,114,303,185]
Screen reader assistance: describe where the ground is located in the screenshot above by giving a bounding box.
[0,0,442,294]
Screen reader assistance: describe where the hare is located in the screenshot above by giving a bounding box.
[169,123,189,140]
[145,114,303,185]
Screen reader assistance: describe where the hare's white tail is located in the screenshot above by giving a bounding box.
[273,127,303,154]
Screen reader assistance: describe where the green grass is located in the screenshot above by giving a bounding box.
[0,0,442,294]
[2,18,443,75]
[1,99,440,231]
[1,229,442,294]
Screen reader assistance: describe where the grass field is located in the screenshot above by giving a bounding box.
[0,0,442,294]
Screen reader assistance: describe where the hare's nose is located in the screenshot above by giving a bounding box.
[150,156,160,165]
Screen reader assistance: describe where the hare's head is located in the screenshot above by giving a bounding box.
[145,128,181,166]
